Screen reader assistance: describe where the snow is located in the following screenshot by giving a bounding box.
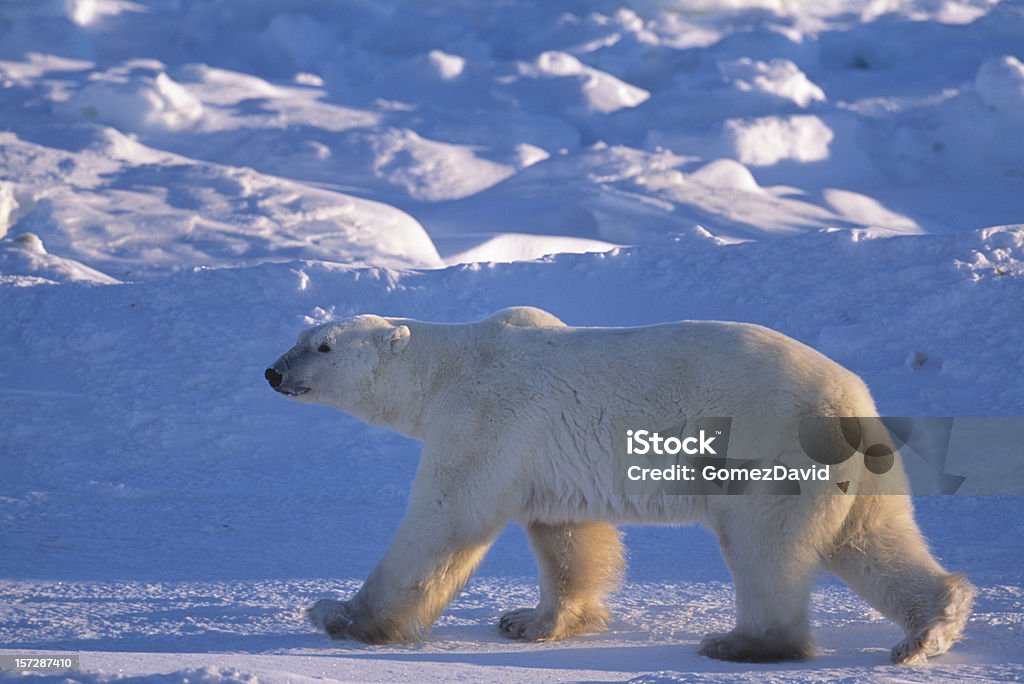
[0,182,18,238]
[59,64,204,134]
[446,233,623,265]
[514,50,652,114]
[0,232,121,285]
[723,115,835,166]
[974,54,1024,113]
[717,58,827,108]
[368,128,517,202]
[1,0,1022,682]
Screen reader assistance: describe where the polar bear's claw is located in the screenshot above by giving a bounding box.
[499,607,555,641]
[891,633,930,665]
[498,604,609,641]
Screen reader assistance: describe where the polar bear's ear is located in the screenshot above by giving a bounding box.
[381,325,411,354]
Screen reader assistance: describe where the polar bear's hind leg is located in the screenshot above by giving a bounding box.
[823,497,976,664]
[499,521,624,641]
[889,572,975,664]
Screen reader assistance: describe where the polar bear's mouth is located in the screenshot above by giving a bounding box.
[278,386,310,397]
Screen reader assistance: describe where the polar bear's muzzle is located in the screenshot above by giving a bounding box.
[264,366,310,397]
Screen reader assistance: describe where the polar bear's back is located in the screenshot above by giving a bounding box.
[487,319,876,419]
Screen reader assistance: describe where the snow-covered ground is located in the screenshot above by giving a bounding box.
[1,1,1022,682]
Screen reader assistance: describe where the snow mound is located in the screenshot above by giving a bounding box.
[173,65,283,106]
[0,232,120,285]
[60,63,203,133]
[387,49,467,83]
[718,58,826,108]
[437,143,874,244]
[1,133,442,277]
[823,189,921,234]
[64,0,141,27]
[861,0,996,24]
[0,182,18,238]
[688,159,762,193]
[975,55,1024,116]
[370,129,517,202]
[425,49,467,80]
[509,51,650,114]
[446,233,620,264]
[723,115,834,166]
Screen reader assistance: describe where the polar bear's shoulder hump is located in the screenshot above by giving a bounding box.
[483,306,566,329]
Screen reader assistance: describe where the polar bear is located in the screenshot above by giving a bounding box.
[265,307,973,664]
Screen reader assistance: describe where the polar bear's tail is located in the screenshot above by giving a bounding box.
[824,495,975,664]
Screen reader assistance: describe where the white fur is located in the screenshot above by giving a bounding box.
[268,307,973,662]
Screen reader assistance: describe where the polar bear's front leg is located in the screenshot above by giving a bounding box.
[308,454,505,644]
[499,521,624,641]
[698,514,818,662]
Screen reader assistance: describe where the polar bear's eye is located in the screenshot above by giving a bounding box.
[318,343,331,353]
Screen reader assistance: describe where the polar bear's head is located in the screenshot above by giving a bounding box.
[265,314,410,414]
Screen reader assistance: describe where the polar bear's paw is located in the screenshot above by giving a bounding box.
[890,610,967,665]
[306,598,407,644]
[307,598,358,638]
[698,630,813,662]
[891,571,976,664]
[891,632,932,665]
[499,607,556,641]
[498,605,609,642]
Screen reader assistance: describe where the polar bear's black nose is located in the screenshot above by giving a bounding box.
[265,367,283,389]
